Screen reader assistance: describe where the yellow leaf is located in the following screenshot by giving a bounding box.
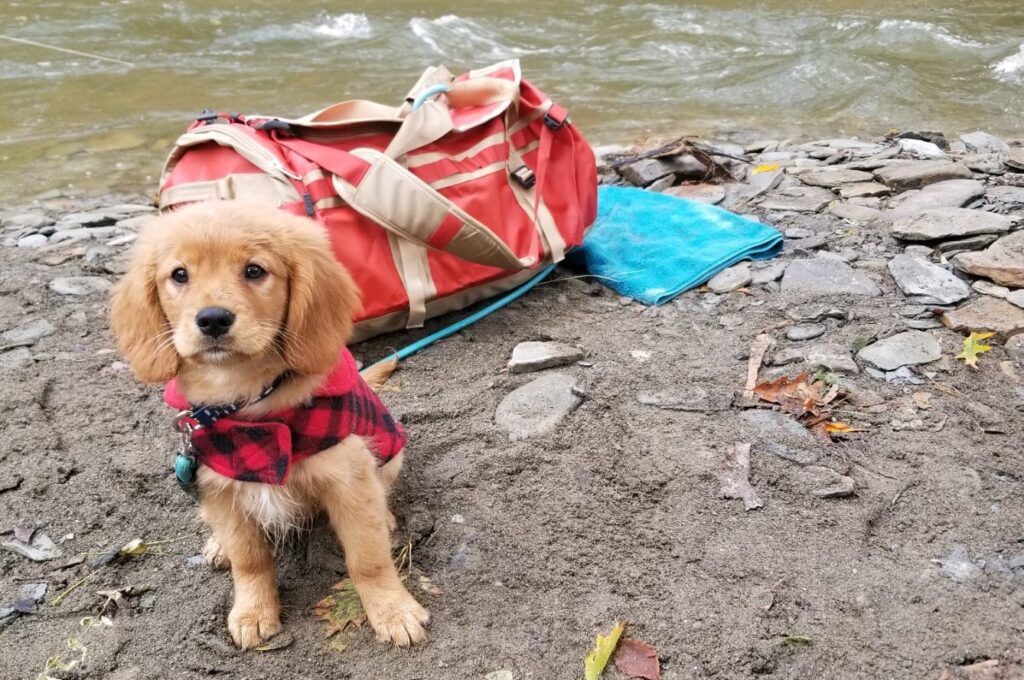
[584,622,625,680]
[824,421,861,434]
[751,163,780,175]
[956,331,995,369]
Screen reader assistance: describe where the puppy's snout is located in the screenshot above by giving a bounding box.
[195,307,236,338]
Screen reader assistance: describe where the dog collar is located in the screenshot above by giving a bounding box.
[172,371,291,490]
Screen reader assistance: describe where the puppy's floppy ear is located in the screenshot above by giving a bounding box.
[109,228,180,383]
[282,225,361,376]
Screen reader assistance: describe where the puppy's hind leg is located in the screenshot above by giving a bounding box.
[311,442,428,646]
[200,484,282,649]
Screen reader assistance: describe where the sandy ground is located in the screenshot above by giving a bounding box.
[2,187,1024,680]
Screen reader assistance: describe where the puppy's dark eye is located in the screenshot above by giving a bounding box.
[245,264,267,280]
[171,267,188,284]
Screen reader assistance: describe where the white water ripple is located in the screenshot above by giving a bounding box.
[994,43,1024,83]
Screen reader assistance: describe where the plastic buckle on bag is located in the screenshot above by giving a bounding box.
[543,103,568,130]
[510,165,536,189]
[258,119,293,134]
[196,108,218,125]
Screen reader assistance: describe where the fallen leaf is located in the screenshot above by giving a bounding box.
[782,634,812,646]
[956,331,994,369]
[718,443,763,511]
[614,638,661,680]
[119,538,148,557]
[313,578,366,638]
[752,163,780,174]
[753,372,828,418]
[584,622,625,680]
[823,422,865,437]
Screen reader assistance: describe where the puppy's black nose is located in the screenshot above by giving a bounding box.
[195,307,235,338]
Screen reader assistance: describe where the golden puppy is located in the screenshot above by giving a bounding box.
[109,200,427,648]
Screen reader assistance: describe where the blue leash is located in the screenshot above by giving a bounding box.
[366,263,557,371]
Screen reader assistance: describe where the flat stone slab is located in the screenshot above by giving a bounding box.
[952,231,1024,288]
[781,257,881,297]
[873,161,972,190]
[799,168,874,188]
[838,182,890,199]
[888,208,1013,242]
[887,254,971,305]
[885,179,986,217]
[856,331,941,371]
[48,276,112,296]
[663,183,726,204]
[828,201,880,223]
[508,341,584,374]
[1,319,56,345]
[750,260,787,284]
[707,262,752,293]
[759,186,833,213]
[961,131,1010,154]
[2,213,52,230]
[804,343,859,374]
[941,297,1024,338]
[495,373,581,441]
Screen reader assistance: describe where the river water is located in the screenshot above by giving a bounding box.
[1,1,1022,202]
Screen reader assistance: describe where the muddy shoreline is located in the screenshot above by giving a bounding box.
[2,129,1024,679]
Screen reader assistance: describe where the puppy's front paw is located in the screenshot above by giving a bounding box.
[228,606,282,649]
[364,589,429,647]
[202,535,230,570]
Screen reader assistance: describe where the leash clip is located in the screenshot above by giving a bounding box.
[173,411,202,491]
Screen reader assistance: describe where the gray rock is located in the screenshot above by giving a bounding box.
[784,227,815,239]
[663,183,726,204]
[770,347,805,366]
[16,234,47,248]
[1006,335,1024,365]
[903,317,944,330]
[799,168,874,188]
[508,341,584,374]
[115,214,156,231]
[786,323,826,341]
[48,276,112,296]
[49,226,124,244]
[781,257,881,297]
[0,348,34,370]
[618,155,705,186]
[987,185,1024,207]
[839,182,890,198]
[856,331,942,371]
[886,179,986,217]
[707,262,752,293]
[962,153,1007,175]
[886,254,971,304]
[951,231,1024,288]
[935,233,1001,255]
[903,245,933,259]
[941,297,1024,338]
[828,201,881,223]
[1006,289,1024,309]
[1,319,55,345]
[646,174,676,193]
[873,161,973,190]
[935,547,980,583]
[973,280,1009,298]
[495,373,581,441]
[750,260,788,284]
[960,131,1010,155]
[888,208,1013,242]
[804,343,859,373]
[1,212,52,230]
[897,138,945,158]
[55,210,117,229]
[759,186,833,212]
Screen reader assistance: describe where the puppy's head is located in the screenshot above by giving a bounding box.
[109,201,360,383]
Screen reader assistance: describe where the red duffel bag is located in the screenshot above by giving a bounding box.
[158,60,597,342]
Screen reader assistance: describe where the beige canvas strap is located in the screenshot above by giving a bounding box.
[332,148,530,270]
[159,174,300,209]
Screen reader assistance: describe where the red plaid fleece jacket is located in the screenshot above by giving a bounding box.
[164,349,406,485]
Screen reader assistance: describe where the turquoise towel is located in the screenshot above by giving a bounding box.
[576,185,783,305]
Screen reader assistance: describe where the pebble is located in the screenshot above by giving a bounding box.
[897,138,945,158]
[1,319,56,345]
[618,156,704,186]
[828,201,881,223]
[973,280,1009,298]
[508,341,584,374]
[494,374,582,441]
[48,276,112,296]
[886,254,971,305]
[16,234,47,248]
[1006,290,1024,310]
[784,228,815,239]
[799,168,874,188]
[2,213,51,230]
[934,547,981,583]
[781,257,881,297]
[903,245,933,259]
[885,179,986,217]
[55,210,117,229]
[1006,336,1024,365]
[785,323,826,341]
[888,208,1013,242]
[839,182,890,199]
[707,262,752,293]
[951,231,1024,288]
[935,233,1000,256]
[750,260,788,284]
